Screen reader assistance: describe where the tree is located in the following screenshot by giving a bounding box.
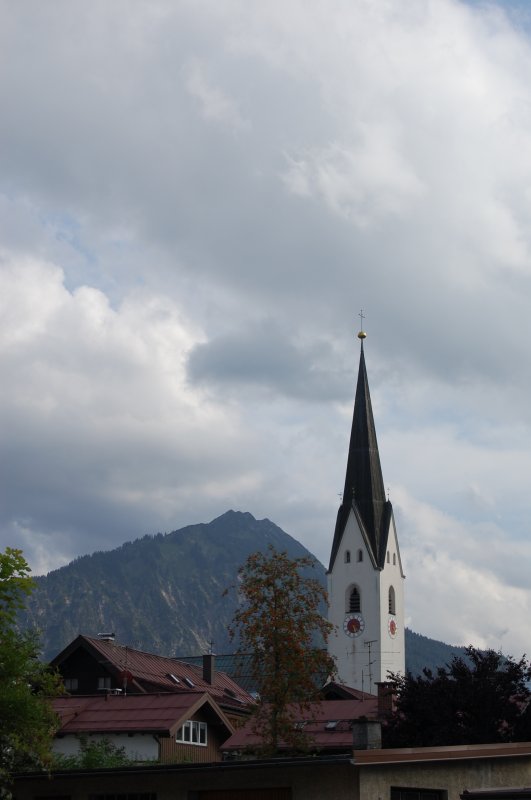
[227,546,336,754]
[0,548,62,795]
[384,646,531,748]
[53,737,134,769]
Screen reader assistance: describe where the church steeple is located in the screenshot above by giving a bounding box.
[329,330,391,572]
[326,325,405,693]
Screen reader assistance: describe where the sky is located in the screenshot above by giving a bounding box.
[3,0,531,658]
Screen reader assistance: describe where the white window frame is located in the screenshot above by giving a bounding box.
[176,720,207,746]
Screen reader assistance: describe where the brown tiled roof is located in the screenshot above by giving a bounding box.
[321,681,373,701]
[221,697,379,752]
[52,692,234,737]
[52,635,254,709]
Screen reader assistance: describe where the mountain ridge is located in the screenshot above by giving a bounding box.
[19,510,469,673]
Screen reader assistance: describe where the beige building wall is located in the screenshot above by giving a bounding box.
[359,754,531,800]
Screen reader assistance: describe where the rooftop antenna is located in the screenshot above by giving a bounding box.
[364,640,377,690]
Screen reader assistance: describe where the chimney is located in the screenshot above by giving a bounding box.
[203,654,215,685]
[352,720,382,750]
[376,681,397,717]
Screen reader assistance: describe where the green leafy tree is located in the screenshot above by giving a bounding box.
[227,546,336,754]
[0,548,62,795]
[384,646,531,747]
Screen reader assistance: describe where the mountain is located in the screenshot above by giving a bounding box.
[20,510,469,674]
[20,511,322,661]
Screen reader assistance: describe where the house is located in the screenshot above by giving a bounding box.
[50,634,253,722]
[221,696,381,756]
[52,691,235,763]
[14,741,531,800]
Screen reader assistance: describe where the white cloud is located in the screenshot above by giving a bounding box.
[183,58,250,132]
[396,487,531,656]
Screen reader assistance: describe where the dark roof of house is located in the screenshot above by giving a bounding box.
[51,635,254,709]
[52,692,235,737]
[321,681,375,701]
[328,339,392,572]
[221,696,379,753]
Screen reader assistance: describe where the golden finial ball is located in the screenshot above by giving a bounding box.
[357,330,367,340]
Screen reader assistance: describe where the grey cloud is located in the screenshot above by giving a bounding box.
[187,324,350,402]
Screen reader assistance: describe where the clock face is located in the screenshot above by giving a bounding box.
[388,616,397,639]
[343,614,365,638]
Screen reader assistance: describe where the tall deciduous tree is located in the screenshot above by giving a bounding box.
[227,546,335,754]
[384,646,531,747]
[0,548,62,795]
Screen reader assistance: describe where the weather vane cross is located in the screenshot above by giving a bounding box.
[359,309,365,328]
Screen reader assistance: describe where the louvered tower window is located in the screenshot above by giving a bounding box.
[349,587,361,613]
[388,585,396,615]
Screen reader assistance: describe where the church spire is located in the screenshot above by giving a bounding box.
[328,327,391,571]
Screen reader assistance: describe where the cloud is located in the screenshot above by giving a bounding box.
[187,322,349,402]
[1,0,531,655]
[396,487,531,656]
[183,58,251,133]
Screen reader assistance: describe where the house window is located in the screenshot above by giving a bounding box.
[64,678,78,692]
[388,585,396,615]
[357,549,363,562]
[176,720,207,746]
[349,586,361,613]
[344,550,351,563]
[97,676,112,690]
[391,789,447,800]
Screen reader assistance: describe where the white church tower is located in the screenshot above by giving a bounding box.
[327,327,405,694]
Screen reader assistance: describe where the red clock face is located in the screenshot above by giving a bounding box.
[388,618,397,638]
[347,617,361,634]
[343,614,365,638]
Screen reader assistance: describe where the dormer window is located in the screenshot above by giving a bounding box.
[176,720,207,746]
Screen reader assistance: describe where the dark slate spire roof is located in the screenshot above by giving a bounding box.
[328,339,392,572]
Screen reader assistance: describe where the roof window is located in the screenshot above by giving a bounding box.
[167,673,180,684]
[184,677,195,688]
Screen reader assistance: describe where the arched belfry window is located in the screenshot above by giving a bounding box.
[393,553,396,566]
[357,549,363,563]
[349,586,361,613]
[388,585,396,615]
[344,550,351,564]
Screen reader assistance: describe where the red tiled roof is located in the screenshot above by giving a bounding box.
[221,697,379,752]
[52,692,234,737]
[52,635,253,708]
